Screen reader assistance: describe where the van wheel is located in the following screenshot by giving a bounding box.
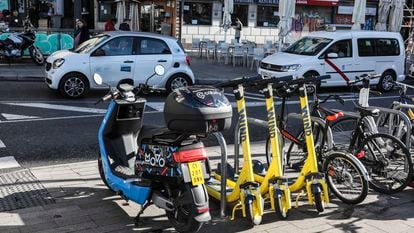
[59,73,89,98]
[166,74,191,93]
[377,71,395,92]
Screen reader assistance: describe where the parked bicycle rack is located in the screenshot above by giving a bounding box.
[233,114,333,173]
[213,132,228,218]
[335,107,412,148]
[389,102,414,149]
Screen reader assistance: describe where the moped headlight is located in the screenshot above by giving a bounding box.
[53,58,65,69]
[281,64,301,72]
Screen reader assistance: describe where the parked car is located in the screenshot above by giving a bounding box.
[259,30,405,92]
[45,31,194,98]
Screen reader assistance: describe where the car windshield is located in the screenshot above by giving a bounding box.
[284,37,332,56]
[73,35,109,54]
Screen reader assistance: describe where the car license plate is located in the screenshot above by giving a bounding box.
[188,161,204,186]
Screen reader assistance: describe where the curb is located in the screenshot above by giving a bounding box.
[0,75,44,82]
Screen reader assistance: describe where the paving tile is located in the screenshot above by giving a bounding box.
[363,219,412,233]
[39,221,98,233]
[0,228,20,233]
[20,221,59,233]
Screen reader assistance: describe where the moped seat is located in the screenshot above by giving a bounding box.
[138,125,185,145]
[355,106,380,117]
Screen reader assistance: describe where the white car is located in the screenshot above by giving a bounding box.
[45,31,194,98]
[259,30,405,92]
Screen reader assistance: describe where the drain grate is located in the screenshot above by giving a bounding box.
[0,169,55,211]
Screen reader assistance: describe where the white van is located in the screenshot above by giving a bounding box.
[259,30,405,91]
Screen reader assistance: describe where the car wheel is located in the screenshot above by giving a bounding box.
[377,71,395,92]
[166,74,191,93]
[59,73,89,98]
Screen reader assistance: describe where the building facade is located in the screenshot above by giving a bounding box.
[179,0,379,45]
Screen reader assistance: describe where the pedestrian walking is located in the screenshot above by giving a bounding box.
[28,5,39,28]
[104,18,116,31]
[233,17,242,43]
[73,19,90,49]
[119,18,131,31]
[47,3,54,28]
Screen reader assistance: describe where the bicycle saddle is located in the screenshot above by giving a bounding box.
[355,106,380,117]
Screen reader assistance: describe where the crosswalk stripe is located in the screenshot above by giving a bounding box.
[0,156,21,169]
[0,140,5,148]
[1,113,39,121]
[5,103,107,114]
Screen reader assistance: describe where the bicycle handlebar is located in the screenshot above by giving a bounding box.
[245,75,293,88]
[348,73,381,85]
[288,75,331,86]
[214,75,262,88]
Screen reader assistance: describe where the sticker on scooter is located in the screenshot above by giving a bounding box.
[301,106,312,136]
[144,149,166,167]
[239,108,247,142]
[267,106,276,138]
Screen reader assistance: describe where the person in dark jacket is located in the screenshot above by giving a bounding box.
[119,18,131,31]
[28,5,39,28]
[74,19,90,48]
[8,10,22,28]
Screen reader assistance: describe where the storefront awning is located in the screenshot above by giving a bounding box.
[296,0,339,6]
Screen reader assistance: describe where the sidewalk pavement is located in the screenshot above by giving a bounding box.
[0,56,257,84]
[0,143,413,233]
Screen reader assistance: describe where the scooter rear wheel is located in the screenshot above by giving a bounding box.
[98,156,114,192]
[166,184,203,233]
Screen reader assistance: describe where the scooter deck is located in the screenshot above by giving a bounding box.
[206,177,234,195]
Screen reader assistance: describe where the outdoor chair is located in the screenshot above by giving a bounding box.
[191,38,201,56]
[216,42,229,64]
[245,44,256,66]
[251,48,265,71]
[206,41,217,61]
[232,45,245,67]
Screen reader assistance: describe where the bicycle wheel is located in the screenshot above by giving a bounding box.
[285,123,325,170]
[330,116,358,148]
[322,150,368,204]
[357,133,413,194]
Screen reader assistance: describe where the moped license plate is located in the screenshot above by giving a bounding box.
[188,161,204,186]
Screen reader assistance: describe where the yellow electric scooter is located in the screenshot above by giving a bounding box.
[206,76,264,226]
[252,75,331,213]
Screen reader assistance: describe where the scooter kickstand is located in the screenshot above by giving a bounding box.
[134,201,152,226]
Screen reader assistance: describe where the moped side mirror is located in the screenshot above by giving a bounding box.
[93,73,103,85]
[154,65,165,76]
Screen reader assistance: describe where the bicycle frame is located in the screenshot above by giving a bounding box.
[207,84,263,221]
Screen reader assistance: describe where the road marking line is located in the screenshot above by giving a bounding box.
[5,103,107,114]
[1,113,39,121]
[146,102,165,112]
[0,156,21,169]
[0,140,5,148]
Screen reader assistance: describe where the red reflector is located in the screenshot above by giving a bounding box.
[173,148,207,163]
[186,55,191,66]
[357,150,365,159]
[326,112,344,121]
[197,207,209,213]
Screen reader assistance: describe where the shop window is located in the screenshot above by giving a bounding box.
[257,5,279,27]
[183,2,212,25]
[100,37,134,56]
[376,39,400,56]
[324,40,352,58]
[139,37,171,55]
[358,39,376,57]
[98,0,117,22]
[231,4,248,26]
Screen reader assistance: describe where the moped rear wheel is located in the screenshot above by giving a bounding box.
[166,184,203,233]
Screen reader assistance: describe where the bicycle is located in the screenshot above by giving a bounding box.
[331,74,413,194]
[264,78,370,204]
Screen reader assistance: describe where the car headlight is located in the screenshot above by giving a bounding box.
[281,64,301,72]
[53,58,65,69]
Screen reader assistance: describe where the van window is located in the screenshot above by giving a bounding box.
[324,40,352,58]
[376,39,400,56]
[357,39,376,57]
[284,37,332,56]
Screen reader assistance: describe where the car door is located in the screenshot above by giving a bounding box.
[90,36,137,86]
[321,39,354,86]
[134,37,173,86]
[353,38,376,81]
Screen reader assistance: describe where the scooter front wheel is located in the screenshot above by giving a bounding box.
[313,192,324,213]
[274,192,288,219]
[245,195,262,227]
[98,156,114,192]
